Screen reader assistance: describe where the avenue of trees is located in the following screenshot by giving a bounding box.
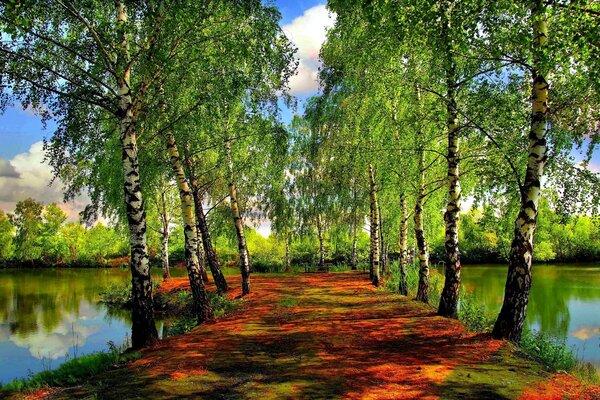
[1,0,599,349]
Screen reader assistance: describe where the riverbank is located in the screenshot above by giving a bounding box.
[4,272,598,399]
[0,257,130,269]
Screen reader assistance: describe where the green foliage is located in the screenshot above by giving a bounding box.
[0,211,15,261]
[430,198,600,264]
[98,283,131,306]
[164,291,244,337]
[0,199,129,266]
[384,260,443,306]
[278,297,299,308]
[0,343,140,392]
[13,198,44,261]
[520,329,578,372]
[458,292,496,333]
[246,229,285,272]
[164,315,197,337]
[208,292,243,318]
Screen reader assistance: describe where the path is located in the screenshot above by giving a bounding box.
[35,272,600,399]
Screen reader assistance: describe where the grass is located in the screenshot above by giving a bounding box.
[383,260,599,382]
[0,342,141,393]
[278,297,299,307]
[457,291,496,332]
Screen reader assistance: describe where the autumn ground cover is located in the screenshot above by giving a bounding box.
[16,272,600,400]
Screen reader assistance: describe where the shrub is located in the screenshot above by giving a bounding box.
[457,292,495,332]
[520,329,577,372]
[98,283,131,306]
[164,291,244,337]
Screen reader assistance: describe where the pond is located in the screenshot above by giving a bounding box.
[458,264,600,372]
[0,267,187,385]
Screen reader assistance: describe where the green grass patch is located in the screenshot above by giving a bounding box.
[278,297,299,307]
[520,329,576,371]
[457,291,496,332]
[384,260,443,306]
[0,343,141,393]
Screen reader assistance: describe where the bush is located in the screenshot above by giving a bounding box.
[252,259,284,273]
[164,290,244,337]
[98,283,131,306]
[520,329,577,372]
[384,260,443,306]
[458,292,496,332]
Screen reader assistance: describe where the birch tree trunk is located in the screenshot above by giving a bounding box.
[225,140,251,295]
[351,220,358,271]
[369,164,380,287]
[195,230,209,282]
[161,229,170,279]
[438,5,462,318]
[164,130,212,322]
[351,184,358,271]
[414,148,430,303]
[160,191,170,280]
[316,213,326,271]
[285,232,292,272]
[398,192,409,295]
[115,2,157,349]
[191,185,229,293]
[493,0,549,342]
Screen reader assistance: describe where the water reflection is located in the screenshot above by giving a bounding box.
[459,264,600,371]
[0,268,152,383]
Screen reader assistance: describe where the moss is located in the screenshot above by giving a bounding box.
[438,345,547,399]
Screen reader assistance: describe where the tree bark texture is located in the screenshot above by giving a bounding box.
[159,191,170,280]
[398,192,409,296]
[164,130,213,323]
[415,147,430,303]
[225,140,251,295]
[191,186,229,293]
[317,213,326,271]
[438,4,462,318]
[369,164,380,287]
[493,0,549,342]
[115,2,158,349]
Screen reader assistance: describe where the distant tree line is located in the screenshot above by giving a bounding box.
[0,198,128,266]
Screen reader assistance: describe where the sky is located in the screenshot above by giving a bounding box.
[0,1,598,229]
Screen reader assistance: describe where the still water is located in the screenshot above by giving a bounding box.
[459,264,600,372]
[0,267,187,384]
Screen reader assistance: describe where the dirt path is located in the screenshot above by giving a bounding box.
[37,272,600,399]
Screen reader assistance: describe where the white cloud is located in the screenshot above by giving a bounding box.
[576,161,600,174]
[587,162,600,173]
[0,159,19,178]
[0,141,86,220]
[282,5,336,95]
[11,312,100,360]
